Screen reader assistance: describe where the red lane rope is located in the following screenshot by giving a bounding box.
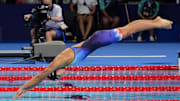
[1,75,180,80]
[0,65,179,71]
[0,86,180,92]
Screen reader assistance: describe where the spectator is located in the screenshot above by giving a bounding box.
[99,0,120,29]
[137,0,159,42]
[70,0,97,40]
[24,0,68,44]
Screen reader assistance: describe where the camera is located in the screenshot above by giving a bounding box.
[31,4,49,25]
[26,4,49,42]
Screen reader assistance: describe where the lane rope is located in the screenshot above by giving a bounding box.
[1,75,180,80]
[0,65,178,71]
[0,86,180,92]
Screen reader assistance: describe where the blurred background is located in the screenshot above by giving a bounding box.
[0,0,179,42]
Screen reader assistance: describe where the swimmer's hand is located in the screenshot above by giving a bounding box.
[12,88,27,100]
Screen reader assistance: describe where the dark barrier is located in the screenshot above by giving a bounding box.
[0,4,37,41]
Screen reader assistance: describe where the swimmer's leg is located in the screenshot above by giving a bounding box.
[119,16,173,38]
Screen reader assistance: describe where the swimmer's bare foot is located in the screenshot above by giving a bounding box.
[155,16,173,29]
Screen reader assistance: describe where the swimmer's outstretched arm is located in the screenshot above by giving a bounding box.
[12,17,173,100]
[12,41,85,100]
[12,48,77,100]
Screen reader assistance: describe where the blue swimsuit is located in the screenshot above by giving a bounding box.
[48,28,123,80]
[70,28,123,64]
